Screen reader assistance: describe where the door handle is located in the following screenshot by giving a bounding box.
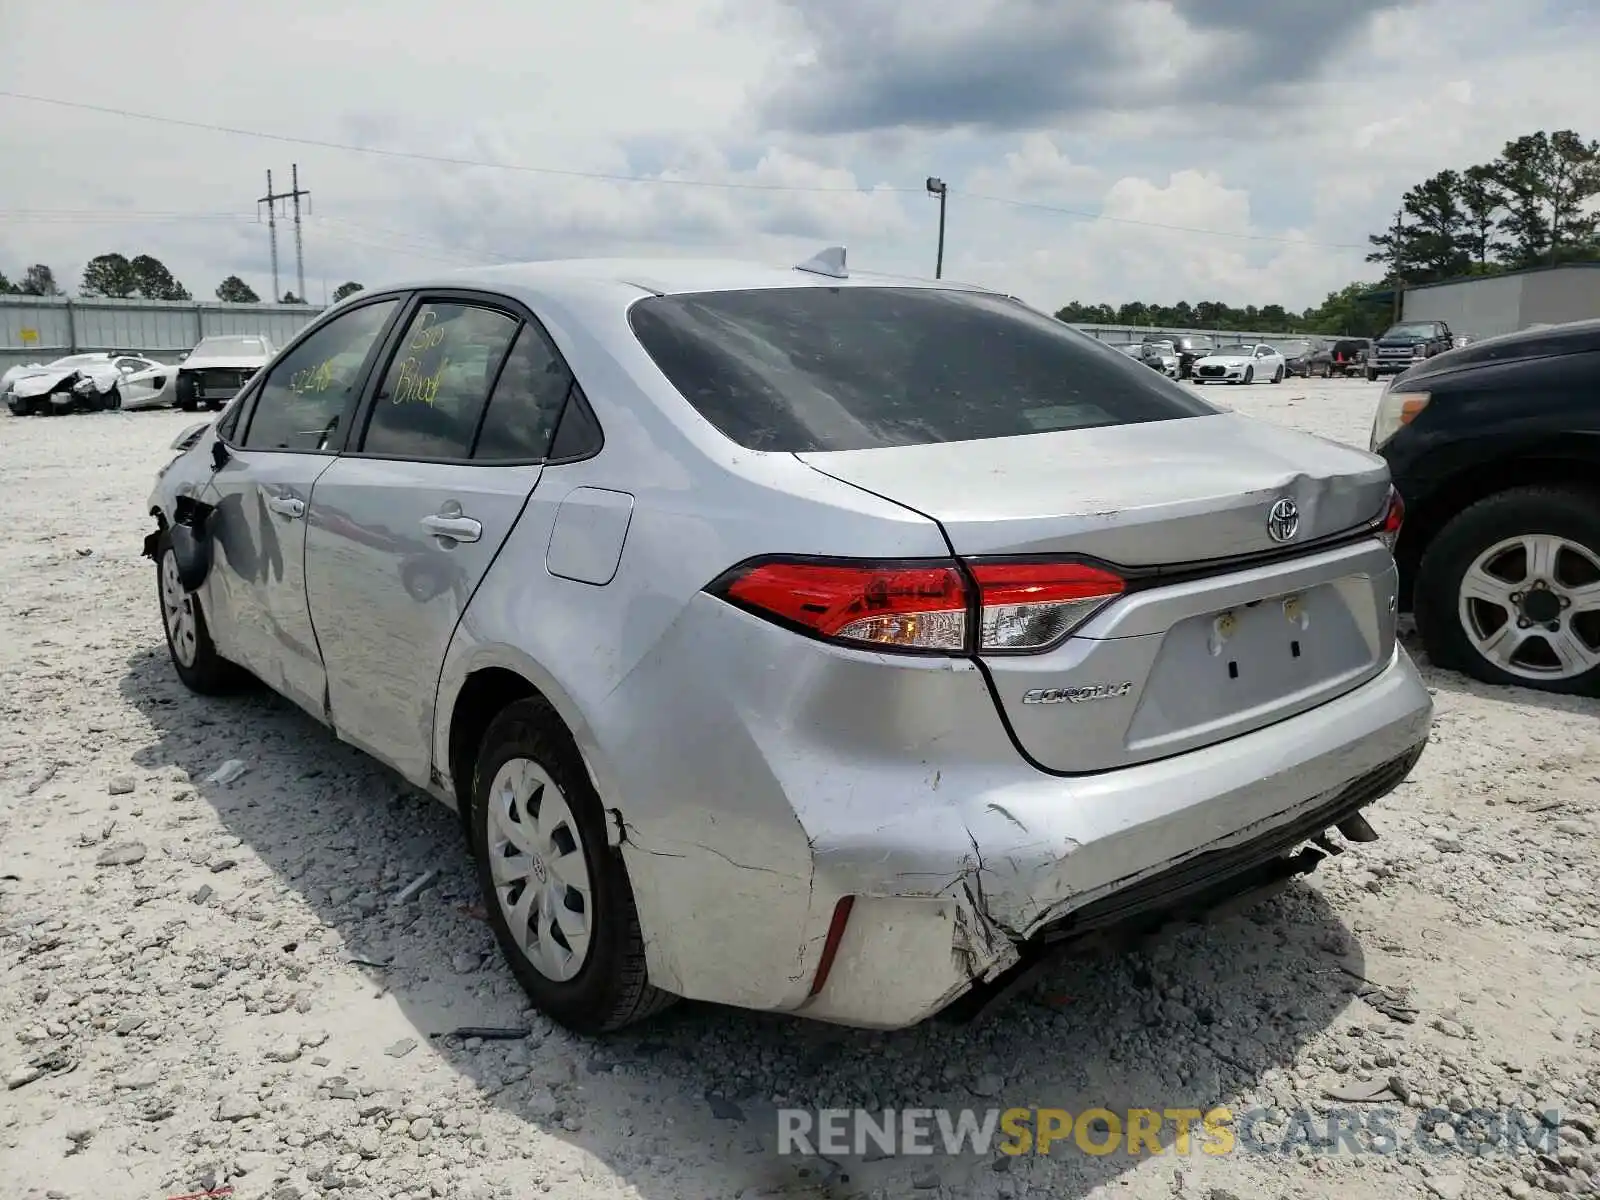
[266,495,305,519]
[421,514,482,543]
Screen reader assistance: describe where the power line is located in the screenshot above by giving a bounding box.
[0,90,911,195]
[0,89,1374,251]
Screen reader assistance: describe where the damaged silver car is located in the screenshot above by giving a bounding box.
[143,251,1433,1033]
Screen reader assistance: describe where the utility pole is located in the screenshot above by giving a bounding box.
[926,177,948,279]
[291,163,309,304]
[1389,208,1405,324]
[258,170,280,305]
[258,166,311,302]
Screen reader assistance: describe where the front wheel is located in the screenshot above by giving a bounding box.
[1414,487,1600,695]
[1242,367,1255,385]
[157,535,244,694]
[471,698,676,1034]
[1365,367,1378,381]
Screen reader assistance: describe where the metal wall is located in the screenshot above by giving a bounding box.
[0,296,326,374]
[1402,274,1526,340]
[1,293,1316,376]
[1520,266,1600,329]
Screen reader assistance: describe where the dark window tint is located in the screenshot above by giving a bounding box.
[473,322,574,461]
[547,382,603,461]
[628,287,1215,453]
[362,303,519,460]
[243,300,398,452]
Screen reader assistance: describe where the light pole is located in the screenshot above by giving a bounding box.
[926,177,948,279]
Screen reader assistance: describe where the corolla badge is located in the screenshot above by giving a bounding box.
[1267,497,1301,544]
[1021,682,1133,705]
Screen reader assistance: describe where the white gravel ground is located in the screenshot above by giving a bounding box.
[3,379,1599,1200]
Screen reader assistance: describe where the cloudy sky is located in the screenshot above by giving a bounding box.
[3,0,1598,312]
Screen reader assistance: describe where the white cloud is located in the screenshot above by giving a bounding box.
[0,0,1597,312]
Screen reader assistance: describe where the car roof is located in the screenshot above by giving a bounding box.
[365,256,1007,306]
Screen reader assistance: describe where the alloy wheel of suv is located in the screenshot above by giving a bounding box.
[1415,487,1600,694]
[469,697,676,1033]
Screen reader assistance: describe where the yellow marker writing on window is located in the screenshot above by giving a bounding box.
[393,356,449,406]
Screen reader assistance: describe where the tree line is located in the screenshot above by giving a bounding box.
[1054,282,1396,339]
[1366,129,1600,283]
[0,255,364,305]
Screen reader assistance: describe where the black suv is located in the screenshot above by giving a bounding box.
[1374,319,1600,695]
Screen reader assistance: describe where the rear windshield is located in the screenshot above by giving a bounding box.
[628,287,1215,453]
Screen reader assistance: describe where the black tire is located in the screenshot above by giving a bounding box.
[1242,367,1254,385]
[1413,486,1600,695]
[470,697,676,1034]
[1272,365,1284,383]
[103,385,122,412]
[156,534,245,695]
[1365,367,1378,381]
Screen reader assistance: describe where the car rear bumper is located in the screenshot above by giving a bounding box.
[792,643,1430,1027]
[603,589,1432,1027]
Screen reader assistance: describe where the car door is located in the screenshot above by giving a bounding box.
[202,297,403,719]
[118,357,170,408]
[303,294,576,784]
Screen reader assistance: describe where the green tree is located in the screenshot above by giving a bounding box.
[0,270,15,295]
[281,290,305,304]
[215,275,260,303]
[130,254,191,300]
[1490,130,1600,267]
[80,253,139,298]
[331,280,364,302]
[18,264,62,296]
[1457,164,1503,268]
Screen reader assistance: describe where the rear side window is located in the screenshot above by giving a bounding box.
[472,322,574,462]
[628,287,1215,452]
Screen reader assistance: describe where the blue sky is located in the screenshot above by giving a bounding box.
[2,0,1598,311]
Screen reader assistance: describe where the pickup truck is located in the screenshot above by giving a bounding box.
[1367,320,1454,380]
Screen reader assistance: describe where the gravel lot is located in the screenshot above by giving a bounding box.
[3,378,1599,1200]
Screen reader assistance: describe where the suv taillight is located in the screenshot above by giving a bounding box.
[1371,486,1405,553]
[710,557,1125,655]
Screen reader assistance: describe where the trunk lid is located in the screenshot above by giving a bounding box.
[798,413,1398,773]
[795,412,1390,565]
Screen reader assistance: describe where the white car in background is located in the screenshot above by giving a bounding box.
[1190,343,1287,386]
[175,334,275,411]
[4,352,172,415]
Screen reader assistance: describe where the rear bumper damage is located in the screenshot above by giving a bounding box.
[791,645,1432,1028]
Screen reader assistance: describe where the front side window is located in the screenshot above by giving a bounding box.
[241,300,398,452]
[628,287,1216,453]
[360,303,519,460]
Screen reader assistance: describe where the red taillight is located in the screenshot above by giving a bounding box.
[711,556,1126,655]
[968,560,1125,652]
[721,559,969,651]
[1373,486,1405,553]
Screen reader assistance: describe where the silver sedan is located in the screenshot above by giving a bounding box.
[144,250,1432,1033]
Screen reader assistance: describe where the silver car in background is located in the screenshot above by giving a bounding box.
[144,251,1432,1033]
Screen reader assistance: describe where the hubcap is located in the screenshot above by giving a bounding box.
[1458,533,1600,681]
[160,550,199,668]
[485,758,594,982]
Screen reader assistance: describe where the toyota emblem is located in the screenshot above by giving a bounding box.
[1267,498,1300,543]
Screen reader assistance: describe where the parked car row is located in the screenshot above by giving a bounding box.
[3,334,275,417]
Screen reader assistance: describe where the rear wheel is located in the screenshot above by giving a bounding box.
[1365,366,1378,381]
[1414,487,1600,695]
[157,535,244,694]
[470,697,676,1034]
[1272,365,1284,383]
